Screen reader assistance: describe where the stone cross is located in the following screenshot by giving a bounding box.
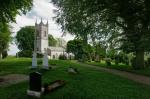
[32,51,37,68]
[42,51,49,70]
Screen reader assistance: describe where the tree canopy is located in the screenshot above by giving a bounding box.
[0,0,33,23]
[67,39,93,60]
[48,34,57,46]
[16,26,35,51]
[52,0,150,69]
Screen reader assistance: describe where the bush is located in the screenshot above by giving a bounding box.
[131,57,137,69]
[17,50,43,58]
[37,53,43,58]
[147,58,150,68]
[105,58,111,66]
[59,54,67,60]
[18,50,32,58]
[144,60,149,68]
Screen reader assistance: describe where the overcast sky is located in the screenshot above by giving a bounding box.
[8,0,74,55]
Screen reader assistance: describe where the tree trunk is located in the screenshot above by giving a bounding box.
[0,52,2,60]
[135,50,144,69]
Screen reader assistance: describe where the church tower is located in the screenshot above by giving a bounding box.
[35,19,48,53]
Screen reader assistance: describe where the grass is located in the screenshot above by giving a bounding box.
[0,58,150,99]
[86,61,150,77]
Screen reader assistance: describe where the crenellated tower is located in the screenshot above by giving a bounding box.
[35,19,48,53]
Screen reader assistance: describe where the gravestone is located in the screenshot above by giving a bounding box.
[32,52,37,68]
[67,67,79,74]
[27,72,42,98]
[42,52,49,70]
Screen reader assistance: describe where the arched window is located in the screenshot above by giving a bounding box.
[44,31,47,37]
[36,30,40,37]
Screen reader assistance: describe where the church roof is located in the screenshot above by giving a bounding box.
[48,46,65,52]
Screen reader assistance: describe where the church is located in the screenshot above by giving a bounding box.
[35,19,73,59]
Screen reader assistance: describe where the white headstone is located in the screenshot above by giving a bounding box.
[32,52,37,68]
[42,52,49,70]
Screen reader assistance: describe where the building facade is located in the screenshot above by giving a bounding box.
[35,19,74,59]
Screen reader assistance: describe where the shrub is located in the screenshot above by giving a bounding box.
[59,54,67,60]
[37,53,43,58]
[18,50,32,58]
[17,50,43,58]
[131,57,137,69]
[147,58,150,68]
[144,60,149,68]
[105,58,111,66]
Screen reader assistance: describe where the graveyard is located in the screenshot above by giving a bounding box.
[0,57,150,99]
[1,0,150,99]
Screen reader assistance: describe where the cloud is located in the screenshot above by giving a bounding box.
[8,0,74,55]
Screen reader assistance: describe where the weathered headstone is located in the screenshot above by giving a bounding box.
[32,52,37,68]
[67,67,79,74]
[27,72,42,98]
[42,52,49,70]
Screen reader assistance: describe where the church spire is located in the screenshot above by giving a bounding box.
[46,19,48,26]
[35,18,37,25]
[40,18,43,25]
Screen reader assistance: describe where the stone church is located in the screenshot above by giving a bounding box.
[35,19,73,59]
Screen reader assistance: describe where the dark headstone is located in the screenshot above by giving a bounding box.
[29,72,41,92]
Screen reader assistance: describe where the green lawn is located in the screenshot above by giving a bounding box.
[86,61,150,77]
[0,58,150,99]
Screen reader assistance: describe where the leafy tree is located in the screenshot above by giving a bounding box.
[67,39,84,59]
[0,0,33,23]
[48,34,57,46]
[95,43,106,58]
[0,23,11,59]
[67,39,93,61]
[16,26,35,51]
[52,0,150,69]
[56,38,66,47]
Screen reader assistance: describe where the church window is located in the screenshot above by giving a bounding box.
[37,30,40,37]
[44,48,47,52]
[44,31,47,37]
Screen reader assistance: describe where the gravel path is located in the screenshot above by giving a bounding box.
[78,62,150,86]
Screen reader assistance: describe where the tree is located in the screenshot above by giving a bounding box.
[16,26,35,51]
[0,0,33,23]
[67,39,93,61]
[0,23,11,59]
[56,38,66,47]
[52,0,150,69]
[48,34,57,46]
[95,43,106,60]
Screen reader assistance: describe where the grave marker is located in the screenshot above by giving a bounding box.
[27,72,42,98]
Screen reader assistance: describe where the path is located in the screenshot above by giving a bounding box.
[77,62,150,86]
[0,74,28,87]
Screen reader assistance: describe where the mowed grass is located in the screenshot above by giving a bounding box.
[0,58,150,99]
[86,61,150,77]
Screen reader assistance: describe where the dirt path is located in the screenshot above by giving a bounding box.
[78,62,150,86]
[0,74,28,87]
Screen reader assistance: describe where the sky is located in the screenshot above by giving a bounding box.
[8,0,74,55]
